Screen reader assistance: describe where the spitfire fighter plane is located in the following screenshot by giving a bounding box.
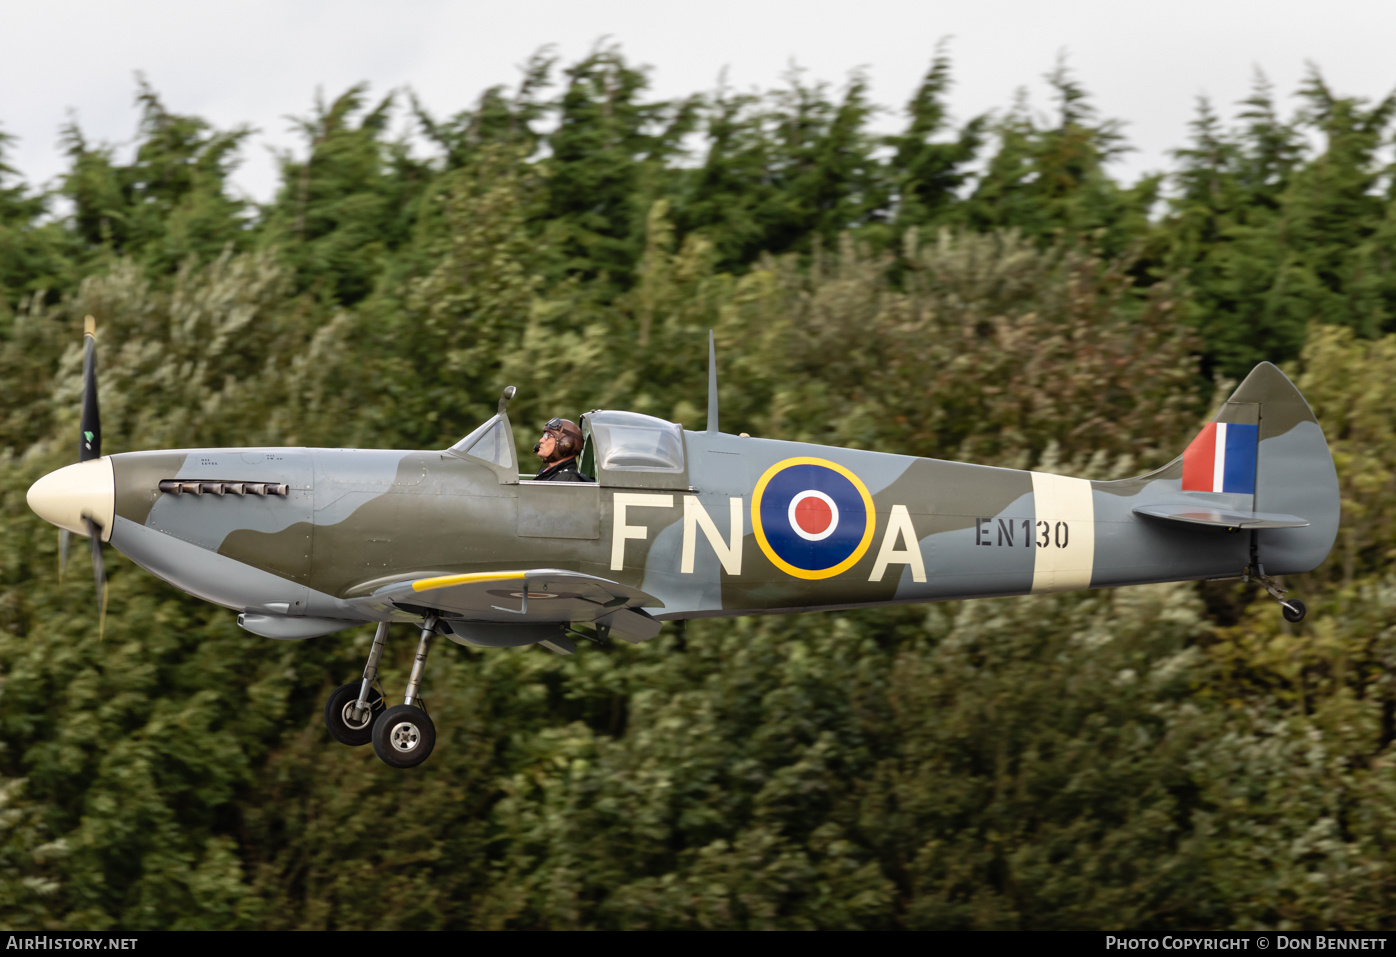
[27,325,1339,768]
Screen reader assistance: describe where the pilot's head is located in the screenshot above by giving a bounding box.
[535,417,582,463]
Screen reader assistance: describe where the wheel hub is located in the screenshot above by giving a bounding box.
[389,721,421,752]
[341,699,374,731]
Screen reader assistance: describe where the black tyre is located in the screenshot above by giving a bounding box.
[323,681,384,747]
[372,704,436,769]
[1282,599,1307,624]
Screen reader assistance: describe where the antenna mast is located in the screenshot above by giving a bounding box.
[706,330,719,433]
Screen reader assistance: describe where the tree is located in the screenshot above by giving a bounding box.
[262,85,430,305]
[58,79,253,279]
[411,48,556,170]
[1162,69,1396,376]
[887,46,988,232]
[0,127,72,313]
[542,45,696,290]
[962,57,1157,258]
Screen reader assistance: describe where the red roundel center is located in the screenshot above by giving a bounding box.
[794,495,833,534]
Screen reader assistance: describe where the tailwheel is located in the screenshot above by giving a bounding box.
[1243,564,1308,625]
[372,704,436,768]
[324,681,385,747]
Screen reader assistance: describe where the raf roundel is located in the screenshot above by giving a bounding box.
[752,457,876,579]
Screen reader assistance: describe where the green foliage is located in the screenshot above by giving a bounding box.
[962,58,1158,260]
[887,47,988,233]
[1290,326,1396,588]
[0,776,65,930]
[412,49,556,170]
[4,47,1396,931]
[59,80,252,281]
[262,85,431,306]
[1160,69,1396,376]
[719,229,1202,471]
[0,129,73,314]
[541,46,694,289]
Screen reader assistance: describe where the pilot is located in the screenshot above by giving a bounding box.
[533,418,591,482]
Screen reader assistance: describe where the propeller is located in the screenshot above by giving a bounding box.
[58,315,107,636]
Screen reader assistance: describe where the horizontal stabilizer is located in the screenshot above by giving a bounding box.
[1133,503,1309,530]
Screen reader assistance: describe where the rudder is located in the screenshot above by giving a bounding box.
[1216,362,1339,575]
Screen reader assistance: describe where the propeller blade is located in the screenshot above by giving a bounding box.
[59,528,69,583]
[79,315,100,463]
[86,517,107,640]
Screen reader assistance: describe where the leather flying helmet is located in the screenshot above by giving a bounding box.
[535,417,582,461]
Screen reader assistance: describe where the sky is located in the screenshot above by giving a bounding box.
[3,0,1395,205]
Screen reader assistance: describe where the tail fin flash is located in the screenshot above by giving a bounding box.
[1181,422,1258,494]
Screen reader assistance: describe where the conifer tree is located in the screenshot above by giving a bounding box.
[1164,69,1396,374]
[542,46,683,288]
[1281,69,1396,337]
[411,49,556,170]
[963,57,1156,257]
[0,127,71,312]
[762,68,888,253]
[263,85,429,305]
[887,47,988,232]
[671,79,778,269]
[57,80,252,279]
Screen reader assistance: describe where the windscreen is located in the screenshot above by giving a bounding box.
[448,416,514,470]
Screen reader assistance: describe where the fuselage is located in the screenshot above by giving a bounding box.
[28,422,1312,632]
[30,359,1347,635]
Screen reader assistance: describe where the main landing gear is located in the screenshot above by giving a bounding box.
[322,616,439,768]
[1243,563,1307,623]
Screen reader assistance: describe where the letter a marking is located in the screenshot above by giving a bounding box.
[869,504,926,583]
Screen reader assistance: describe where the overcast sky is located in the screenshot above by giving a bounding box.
[3,0,1395,205]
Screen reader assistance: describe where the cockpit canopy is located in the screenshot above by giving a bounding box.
[583,411,684,473]
[447,407,688,488]
[581,410,688,489]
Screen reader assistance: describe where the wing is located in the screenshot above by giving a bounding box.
[345,568,664,650]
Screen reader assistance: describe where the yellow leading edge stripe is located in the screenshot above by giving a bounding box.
[412,571,528,592]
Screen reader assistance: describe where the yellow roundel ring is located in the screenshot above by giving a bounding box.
[751,456,876,580]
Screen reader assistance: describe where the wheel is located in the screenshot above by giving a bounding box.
[323,682,384,747]
[1282,599,1307,624]
[372,704,436,768]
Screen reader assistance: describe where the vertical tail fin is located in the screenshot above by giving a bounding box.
[1101,362,1336,590]
[1226,362,1340,575]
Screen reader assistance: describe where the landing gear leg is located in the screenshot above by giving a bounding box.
[372,615,438,769]
[352,621,390,723]
[323,621,390,746]
[1243,563,1306,623]
[403,614,435,708]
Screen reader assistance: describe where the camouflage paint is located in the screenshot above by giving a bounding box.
[81,362,1336,646]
